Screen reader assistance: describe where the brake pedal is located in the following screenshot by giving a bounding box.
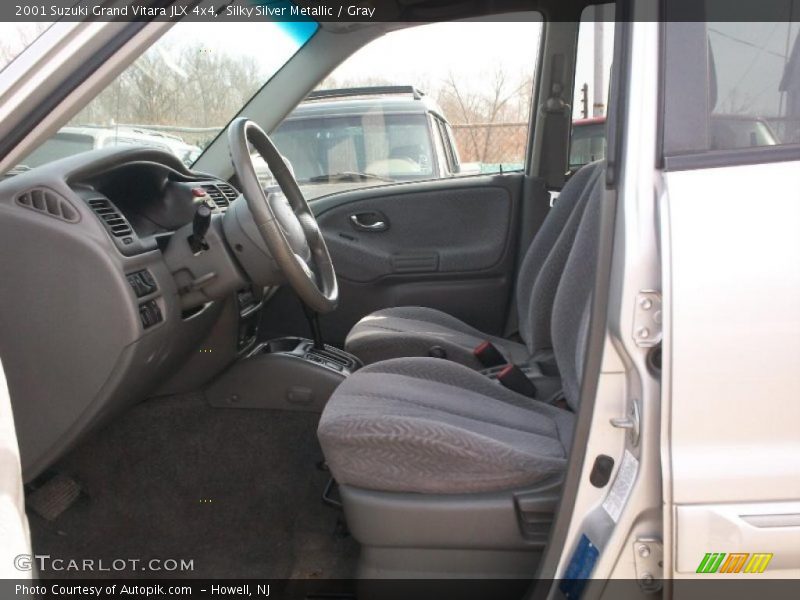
[27,473,82,521]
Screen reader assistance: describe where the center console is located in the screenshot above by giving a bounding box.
[260,336,362,374]
[205,336,363,412]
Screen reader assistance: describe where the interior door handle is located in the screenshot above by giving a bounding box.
[350,213,388,232]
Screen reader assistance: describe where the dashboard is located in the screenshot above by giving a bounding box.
[72,159,240,253]
[0,146,263,481]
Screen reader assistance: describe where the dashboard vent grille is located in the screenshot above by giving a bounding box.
[87,198,133,237]
[218,183,239,204]
[16,188,79,223]
[200,184,226,207]
[200,183,238,208]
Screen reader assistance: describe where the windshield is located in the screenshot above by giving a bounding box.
[272,114,436,183]
[0,23,51,72]
[12,16,317,173]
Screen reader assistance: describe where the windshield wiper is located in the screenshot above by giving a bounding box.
[304,171,392,183]
[4,165,31,178]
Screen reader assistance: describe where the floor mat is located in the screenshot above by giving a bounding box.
[28,394,358,579]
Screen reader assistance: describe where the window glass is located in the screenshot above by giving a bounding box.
[271,114,435,182]
[569,121,607,169]
[569,4,615,171]
[708,22,799,148]
[20,132,94,166]
[0,22,51,72]
[10,16,318,174]
[272,15,542,200]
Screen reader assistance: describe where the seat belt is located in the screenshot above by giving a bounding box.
[495,364,537,398]
[473,340,506,368]
[539,52,571,190]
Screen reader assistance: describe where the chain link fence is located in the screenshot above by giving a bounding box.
[450,122,529,171]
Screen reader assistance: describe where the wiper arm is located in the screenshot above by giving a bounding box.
[4,165,31,178]
[304,171,392,183]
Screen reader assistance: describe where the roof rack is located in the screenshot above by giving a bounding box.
[305,86,425,102]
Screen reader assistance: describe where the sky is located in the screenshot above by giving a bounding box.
[325,19,542,94]
[709,21,800,115]
[0,21,304,75]
[152,21,305,80]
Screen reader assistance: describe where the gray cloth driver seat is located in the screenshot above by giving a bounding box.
[344,162,602,369]
[318,357,575,493]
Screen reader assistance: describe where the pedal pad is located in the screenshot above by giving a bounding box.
[27,473,82,521]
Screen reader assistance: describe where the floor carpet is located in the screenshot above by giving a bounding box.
[27,394,358,579]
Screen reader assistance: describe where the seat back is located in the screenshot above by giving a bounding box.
[516,162,602,355]
[551,170,605,409]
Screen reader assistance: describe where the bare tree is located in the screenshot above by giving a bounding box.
[69,43,262,147]
[437,67,532,163]
[0,23,50,70]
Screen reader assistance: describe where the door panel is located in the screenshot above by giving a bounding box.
[318,184,513,282]
[259,174,525,347]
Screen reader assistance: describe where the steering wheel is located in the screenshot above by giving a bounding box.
[227,118,338,313]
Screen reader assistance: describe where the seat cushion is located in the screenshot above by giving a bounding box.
[318,357,575,494]
[344,306,529,369]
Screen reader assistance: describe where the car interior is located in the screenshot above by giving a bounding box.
[0,0,621,586]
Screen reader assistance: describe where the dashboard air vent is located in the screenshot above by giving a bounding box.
[217,183,239,204]
[200,184,227,207]
[16,188,79,223]
[87,198,133,237]
[200,182,239,208]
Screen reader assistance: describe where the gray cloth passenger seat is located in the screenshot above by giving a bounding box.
[318,166,605,494]
[344,162,603,370]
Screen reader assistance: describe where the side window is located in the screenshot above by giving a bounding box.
[272,17,542,200]
[569,4,615,171]
[664,21,800,158]
[708,22,799,149]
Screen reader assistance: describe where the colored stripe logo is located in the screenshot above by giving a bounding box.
[696,552,773,574]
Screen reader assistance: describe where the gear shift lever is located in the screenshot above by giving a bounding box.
[301,303,325,350]
[188,201,212,254]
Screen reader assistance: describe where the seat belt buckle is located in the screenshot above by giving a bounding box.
[473,340,506,367]
[497,364,537,398]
